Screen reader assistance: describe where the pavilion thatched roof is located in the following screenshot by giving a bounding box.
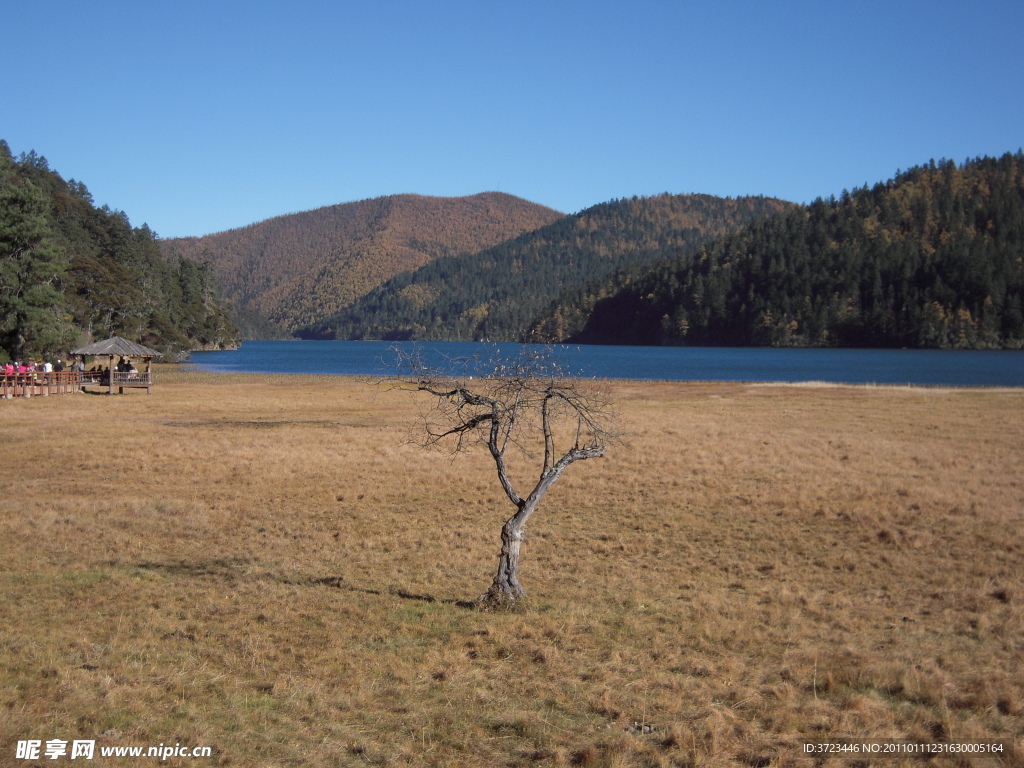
[71,336,161,357]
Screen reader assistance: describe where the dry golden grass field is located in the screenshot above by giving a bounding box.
[1,369,1022,767]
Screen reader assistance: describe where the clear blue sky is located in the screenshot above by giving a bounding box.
[3,1,1022,238]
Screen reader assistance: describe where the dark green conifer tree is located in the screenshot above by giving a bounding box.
[0,144,69,361]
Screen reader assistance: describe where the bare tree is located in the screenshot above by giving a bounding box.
[395,346,617,607]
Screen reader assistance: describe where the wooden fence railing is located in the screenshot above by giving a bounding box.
[1,371,84,398]
[111,371,152,387]
[2,369,154,398]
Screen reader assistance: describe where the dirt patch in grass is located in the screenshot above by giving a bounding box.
[1,371,1021,766]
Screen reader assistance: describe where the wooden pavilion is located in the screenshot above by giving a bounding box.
[71,336,161,394]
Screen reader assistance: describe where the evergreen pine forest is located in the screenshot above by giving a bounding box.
[566,153,1024,349]
[0,140,237,364]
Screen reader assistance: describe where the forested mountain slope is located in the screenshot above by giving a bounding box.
[302,194,794,341]
[160,193,563,335]
[567,153,1024,349]
[0,141,236,362]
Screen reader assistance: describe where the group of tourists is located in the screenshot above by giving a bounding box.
[115,356,140,376]
[81,358,140,384]
[2,359,86,381]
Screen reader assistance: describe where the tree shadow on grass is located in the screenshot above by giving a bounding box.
[310,576,477,609]
[130,560,477,609]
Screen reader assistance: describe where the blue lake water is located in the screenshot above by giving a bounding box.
[187,340,1024,387]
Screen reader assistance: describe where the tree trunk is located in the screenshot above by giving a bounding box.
[479,446,605,607]
[480,502,535,606]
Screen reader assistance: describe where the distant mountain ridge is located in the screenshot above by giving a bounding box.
[161,153,1023,351]
[302,193,795,342]
[160,192,563,335]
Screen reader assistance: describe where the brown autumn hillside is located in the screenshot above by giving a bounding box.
[160,192,563,334]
